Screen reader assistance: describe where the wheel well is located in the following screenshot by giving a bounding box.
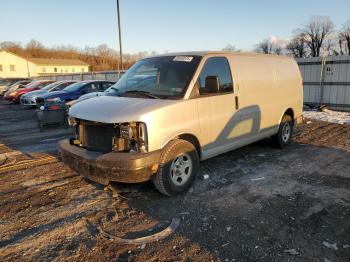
[178,134,201,159]
[284,108,294,122]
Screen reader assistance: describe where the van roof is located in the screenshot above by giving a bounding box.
[149,51,291,60]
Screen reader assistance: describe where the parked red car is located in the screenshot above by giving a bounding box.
[5,80,55,103]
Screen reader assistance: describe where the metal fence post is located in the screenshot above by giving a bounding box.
[319,56,327,107]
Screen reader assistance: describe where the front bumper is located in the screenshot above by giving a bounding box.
[20,97,36,106]
[0,87,7,96]
[4,94,14,101]
[12,95,22,103]
[59,139,161,185]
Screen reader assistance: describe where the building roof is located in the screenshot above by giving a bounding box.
[0,50,89,66]
[28,58,89,66]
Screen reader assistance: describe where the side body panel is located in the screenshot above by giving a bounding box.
[189,53,303,160]
[140,99,201,152]
[229,53,302,129]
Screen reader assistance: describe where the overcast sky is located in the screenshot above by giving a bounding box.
[1,0,349,53]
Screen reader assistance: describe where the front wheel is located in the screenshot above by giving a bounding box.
[152,139,199,196]
[271,115,293,148]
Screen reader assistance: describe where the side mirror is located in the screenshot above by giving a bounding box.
[205,75,220,93]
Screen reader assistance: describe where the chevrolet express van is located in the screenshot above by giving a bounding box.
[59,51,303,196]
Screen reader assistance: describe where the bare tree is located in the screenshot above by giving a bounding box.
[0,41,27,57]
[300,16,334,57]
[222,44,236,51]
[0,40,137,71]
[25,39,46,57]
[286,33,307,58]
[323,37,336,56]
[222,44,242,52]
[255,38,282,55]
[338,20,350,55]
[337,36,345,55]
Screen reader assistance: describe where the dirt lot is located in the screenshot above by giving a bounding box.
[0,99,349,262]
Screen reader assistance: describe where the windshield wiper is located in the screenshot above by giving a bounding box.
[110,87,119,92]
[123,90,161,99]
[106,87,120,96]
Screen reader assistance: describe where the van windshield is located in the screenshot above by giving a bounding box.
[110,55,201,99]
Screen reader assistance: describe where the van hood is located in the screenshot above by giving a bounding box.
[69,96,179,123]
[78,91,105,100]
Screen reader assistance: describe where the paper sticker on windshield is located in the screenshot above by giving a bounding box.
[171,88,182,93]
[173,56,193,62]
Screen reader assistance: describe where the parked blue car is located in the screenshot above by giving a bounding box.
[36,80,115,106]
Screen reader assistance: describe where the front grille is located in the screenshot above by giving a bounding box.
[79,120,114,153]
[36,97,44,106]
[21,97,33,105]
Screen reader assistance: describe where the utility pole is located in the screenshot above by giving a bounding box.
[26,59,30,78]
[116,0,123,73]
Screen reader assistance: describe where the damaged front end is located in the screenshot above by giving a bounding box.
[59,117,160,185]
[68,117,148,154]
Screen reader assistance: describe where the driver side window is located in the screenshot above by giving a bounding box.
[197,57,233,95]
[82,83,97,93]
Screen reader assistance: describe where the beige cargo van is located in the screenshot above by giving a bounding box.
[59,51,303,196]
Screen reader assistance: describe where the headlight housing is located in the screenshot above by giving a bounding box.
[47,97,62,102]
[71,120,148,153]
[68,116,77,127]
[113,122,148,153]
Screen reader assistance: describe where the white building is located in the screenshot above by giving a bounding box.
[0,50,89,78]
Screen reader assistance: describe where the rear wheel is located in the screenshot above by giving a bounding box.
[152,139,199,196]
[271,115,293,148]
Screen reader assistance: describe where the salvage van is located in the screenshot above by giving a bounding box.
[59,51,303,196]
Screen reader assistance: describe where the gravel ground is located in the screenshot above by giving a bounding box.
[0,99,349,262]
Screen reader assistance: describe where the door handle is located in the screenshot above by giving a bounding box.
[235,96,239,110]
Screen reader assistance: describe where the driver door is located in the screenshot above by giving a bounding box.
[195,56,239,159]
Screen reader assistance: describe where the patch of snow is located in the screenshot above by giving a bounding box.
[323,241,338,251]
[303,109,350,125]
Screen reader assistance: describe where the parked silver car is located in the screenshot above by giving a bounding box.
[0,79,31,95]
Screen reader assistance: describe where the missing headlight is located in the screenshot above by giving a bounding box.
[68,116,77,126]
[112,122,148,153]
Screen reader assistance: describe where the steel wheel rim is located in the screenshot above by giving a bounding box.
[170,153,192,186]
[282,122,291,143]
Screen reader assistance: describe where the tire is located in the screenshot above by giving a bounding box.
[38,122,43,132]
[271,114,293,148]
[152,139,199,196]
